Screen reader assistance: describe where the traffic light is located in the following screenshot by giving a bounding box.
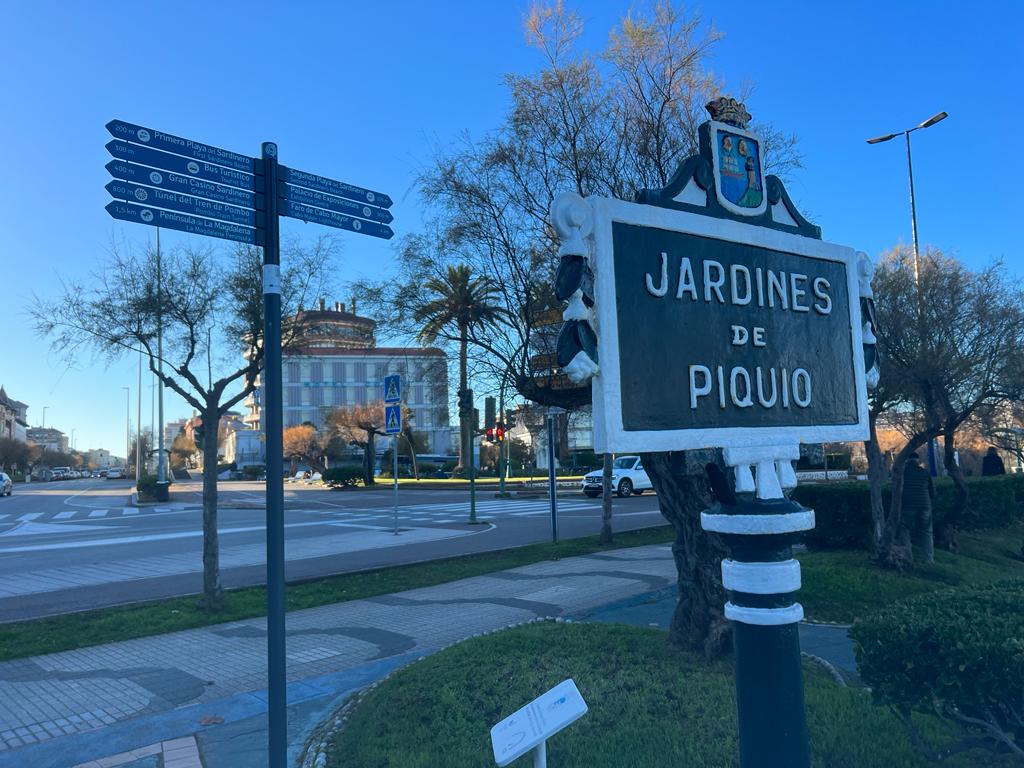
[484,397,496,431]
[457,388,473,418]
[495,424,505,443]
[486,427,495,442]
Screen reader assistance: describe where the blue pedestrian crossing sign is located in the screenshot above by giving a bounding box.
[383,374,401,404]
[385,405,402,434]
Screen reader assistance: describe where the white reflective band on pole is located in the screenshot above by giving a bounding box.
[722,559,801,594]
[725,602,804,626]
[701,509,814,535]
[263,264,281,295]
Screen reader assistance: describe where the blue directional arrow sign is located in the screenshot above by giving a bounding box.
[283,199,394,240]
[106,120,256,174]
[280,182,394,224]
[106,141,263,193]
[383,374,401,404]
[280,166,392,209]
[385,405,402,435]
[105,201,260,246]
[106,180,261,228]
[106,160,258,210]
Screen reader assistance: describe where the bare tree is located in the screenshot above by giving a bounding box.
[868,248,1024,566]
[32,237,334,609]
[351,1,799,656]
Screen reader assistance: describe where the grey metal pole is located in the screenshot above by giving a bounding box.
[393,435,399,535]
[122,388,129,469]
[260,141,287,768]
[136,349,142,483]
[469,421,477,524]
[547,414,558,543]
[156,228,167,485]
[905,131,921,284]
[533,741,547,768]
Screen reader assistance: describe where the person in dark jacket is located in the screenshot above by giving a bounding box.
[901,452,936,562]
[982,447,1006,476]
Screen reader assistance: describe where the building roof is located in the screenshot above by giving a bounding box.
[285,346,445,358]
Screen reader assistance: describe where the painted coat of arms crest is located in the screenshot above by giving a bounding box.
[707,97,766,215]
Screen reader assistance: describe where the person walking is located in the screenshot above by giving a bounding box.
[902,452,936,563]
[981,447,1006,476]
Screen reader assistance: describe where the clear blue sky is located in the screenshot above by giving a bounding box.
[2,0,1020,457]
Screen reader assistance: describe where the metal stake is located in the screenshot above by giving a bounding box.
[260,141,287,768]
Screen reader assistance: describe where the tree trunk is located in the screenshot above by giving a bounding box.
[599,452,613,544]
[198,407,223,611]
[363,433,376,486]
[865,410,887,550]
[641,451,729,658]
[937,422,967,552]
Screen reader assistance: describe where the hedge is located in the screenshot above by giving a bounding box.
[323,466,363,488]
[791,474,1022,550]
[851,580,1024,759]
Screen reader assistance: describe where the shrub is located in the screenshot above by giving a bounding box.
[136,474,160,499]
[323,466,363,489]
[851,580,1024,760]
[792,474,1023,550]
[242,464,265,480]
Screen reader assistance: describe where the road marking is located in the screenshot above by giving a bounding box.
[122,508,139,515]
[88,509,108,518]
[54,510,77,520]
[17,513,42,522]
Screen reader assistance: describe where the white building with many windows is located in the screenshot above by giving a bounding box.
[243,300,451,456]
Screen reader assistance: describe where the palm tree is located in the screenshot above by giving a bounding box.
[414,264,506,470]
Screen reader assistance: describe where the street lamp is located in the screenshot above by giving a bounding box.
[866,110,947,282]
[41,406,48,428]
[867,110,947,477]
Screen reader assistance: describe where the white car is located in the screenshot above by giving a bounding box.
[580,455,652,498]
[106,468,125,479]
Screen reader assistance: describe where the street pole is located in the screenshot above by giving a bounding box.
[260,141,287,768]
[547,412,558,543]
[136,348,143,484]
[42,406,48,428]
[393,434,399,535]
[469,426,477,523]
[905,132,921,284]
[156,227,167,486]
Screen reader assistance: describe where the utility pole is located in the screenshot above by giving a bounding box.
[157,227,167,489]
[136,349,142,484]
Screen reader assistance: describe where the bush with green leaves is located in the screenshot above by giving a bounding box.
[242,465,265,480]
[792,475,1022,550]
[851,580,1024,761]
[322,466,363,489]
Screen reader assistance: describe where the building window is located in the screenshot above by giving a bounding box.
[309,362,323,383]
[311,388,323,407]
[332,362,345,382]
[375,363,386,382]
[355,387,366,405]
[287,387,301,408]
[354,362,367,382]
[287,362,300,383]
[413,384,424,404]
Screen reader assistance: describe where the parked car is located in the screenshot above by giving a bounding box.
[580,455,652,498]
[0,472,11,496]
[106,468,124,479]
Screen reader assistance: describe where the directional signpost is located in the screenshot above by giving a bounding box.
[384,376,402,534]
[102,118,394,768]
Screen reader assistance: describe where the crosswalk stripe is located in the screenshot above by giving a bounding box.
[18,513,42,522]
[54,511,77,520]
[88,509,108,518]
[122,509,139,515]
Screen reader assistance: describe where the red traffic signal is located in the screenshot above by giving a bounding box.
[495,426,505,443]
[486,427,495,441]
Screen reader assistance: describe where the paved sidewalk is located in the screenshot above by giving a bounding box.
[0,545,677,767]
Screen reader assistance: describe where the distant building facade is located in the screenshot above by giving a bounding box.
[0,387,29,443]
[244,300,451,456]
[26,427,68,453]
[88,448,112,469]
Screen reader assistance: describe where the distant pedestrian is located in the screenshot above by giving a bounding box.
[982,447,1006,476]
[901,452,936,563]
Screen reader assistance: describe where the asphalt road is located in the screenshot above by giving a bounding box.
[0,477,665,621]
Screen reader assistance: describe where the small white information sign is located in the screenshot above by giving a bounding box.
[490,679,588,767]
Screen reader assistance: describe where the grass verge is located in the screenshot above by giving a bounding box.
[0,526,673,663]
[800,523,1024,623]
[328,621,1005,767]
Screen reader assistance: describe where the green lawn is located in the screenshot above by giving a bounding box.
[0,526,673,662]
[800,523,1024,623]
[329,622,1005,767]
